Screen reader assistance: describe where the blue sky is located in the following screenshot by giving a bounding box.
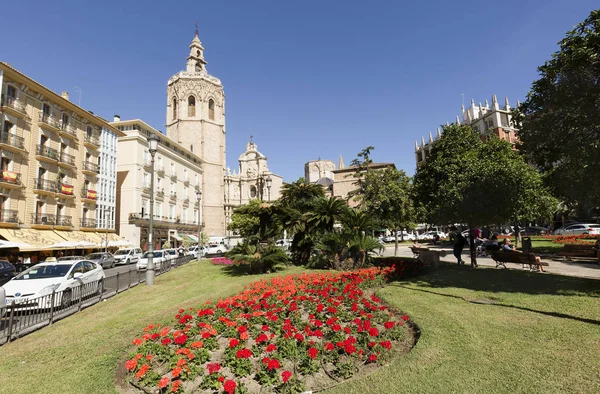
[2,0,597,181]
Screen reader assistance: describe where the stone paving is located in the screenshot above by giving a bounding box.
[381,244,600,280]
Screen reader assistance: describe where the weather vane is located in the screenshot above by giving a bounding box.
[195,20,199,37]
[249,135,253,143]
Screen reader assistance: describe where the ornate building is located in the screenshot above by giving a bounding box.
[224,139,283,233]
[165,30,226,237]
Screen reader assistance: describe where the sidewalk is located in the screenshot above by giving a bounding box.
[381,244,600,280]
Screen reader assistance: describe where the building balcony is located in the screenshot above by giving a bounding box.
[0,170,24,189]
[170,173,177,181]
[59,123,78,141]
[57,183,76,198]
[31,213,56,226]
[57,151,77,169]
[0,95,28,119]
[128,213,198,230]
[81,161,100,176]
[156,189,165,200]
[39,113,61,133]
[33,179,57,195]
[183,197,190,206]
[183,179,190,186]
[80,188,98,203]
[0,132,26,155]
[169,192,177,202]
[0,209,20,227]
[36,145,59,163]
[83,134,100,149]
[80,218,97,229]
[55,215,73,228]
[156,166,165,177]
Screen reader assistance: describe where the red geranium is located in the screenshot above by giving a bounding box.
[282,370,292,383]
[174,334,188,345]
[308,347,318,359]
[125,359,137,371]
[229,338,239,348]
[236,348,252,359]
[158,377,170,389]
[207,362,221,374]
[384,321,395,329]
[266,343,277,352]
[224,379,237,394]
[267,358,281,370]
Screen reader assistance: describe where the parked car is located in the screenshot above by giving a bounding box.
[189,245,207,258]
[553,223,600,236]
[136,250,168,271]
[164,248,178,261]
[0,260,17,286]
[2,260,106,309]
[84,252,116,269]
[275,239,291,250]
[0,286,6,317]
[113,248,143,265]
[522,226,549,236]
[206,243,227,255]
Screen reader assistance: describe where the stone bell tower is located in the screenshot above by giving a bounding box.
[166,28,226,236]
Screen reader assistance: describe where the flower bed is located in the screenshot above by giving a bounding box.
[211,257,234,266]
[543,235,597,245]
[125,267,414,393]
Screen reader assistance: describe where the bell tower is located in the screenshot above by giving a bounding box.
[166,28,226,236]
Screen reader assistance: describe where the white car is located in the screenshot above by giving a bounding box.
[418,231,447,241]
[0,286,6,317]
[553,223,600,236]
[275,239,291,250]
[2,260,105,309]
[189,246,207,258]
[206,243,226,255]
[136,250,168,271]
[113,248,143,265]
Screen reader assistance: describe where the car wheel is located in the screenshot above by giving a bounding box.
[126,258,130,265]
[97,279,104,295]
[111,261,115,269]
[61,290,72,308]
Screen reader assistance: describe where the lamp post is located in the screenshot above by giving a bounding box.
[265,175,272,202]
[146,133,160,285]
[196,188,202,262]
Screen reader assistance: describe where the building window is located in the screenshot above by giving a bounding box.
[208,99,215,120]
[172,97,177,120]
[250,185,257,198]
[188,96,196,117]
[6,86,16,103]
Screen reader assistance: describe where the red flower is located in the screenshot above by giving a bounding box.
[158,377,170,389]
[172,366,182,378]
[262,325,270,331]
[308,347,318,359]
[282,370,292,383]
[368,354,377,363]
[236,348,252,359]
[266,343,277,353]
[125,359,137,371]
[331,324,342,332]
[368,341,376,347]
[224,380,237,394]
[132,338,143,346]
[191,341,203,348]
[255,333,268,343]
[379,340,392,350]
[402,315,409,321]
[207,362,221,374]
[171,380,181,392]
[294,333,304,342]
[217,376,225,383]
[384,321,395,329]
[267,358,281,370]
[229,338,239,348]
[325,342,334,351]
[174,334,188,345]
[135,364,150,379]
[369,327,379,337]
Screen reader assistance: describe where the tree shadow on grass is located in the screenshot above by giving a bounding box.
[218,264,288,277]
[395,262,600,297]
[392,284,600,327]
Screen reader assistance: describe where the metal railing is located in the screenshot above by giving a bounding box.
[0,255,194,345]
[0,132,25,150]
[82,161,100,173]
[39,113,61,129]
[31,213,56,225]
[0,170,22,186]
[0,209,19,224]
[80,218,97,228]
[60,122,77,138]
[55,215,73,227]
[37,144,59,160]
[84,134,100,146]
[34,178,57,192]
[58,151,76,166]
[1,95,27,114]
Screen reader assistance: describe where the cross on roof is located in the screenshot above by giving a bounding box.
[195,21,199,37]
[249,135,253,143]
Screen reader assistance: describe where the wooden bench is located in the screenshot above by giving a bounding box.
[557,244,598,260]
[490,251,549,272]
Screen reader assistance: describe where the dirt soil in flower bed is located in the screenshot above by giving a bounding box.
[116,267,419,394]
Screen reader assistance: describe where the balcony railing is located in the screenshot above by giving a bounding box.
[34,179,57,193]
[84,133,100,146]
[1,95,27,116]
[183,179,190,186]
[156,166,165,176]
[0,209,19,224]
[156,189,164,197]
[82,161,100,173]
[55,215,73,227]
[170,192,177,201]
[0,170,22,186]
[0,132,25,150]
[39,112,61,130]
[59,122,78,138]
[31,213,56,225]
[58,151,76,166]
[37,144,59,160]
[170,173,177,180]
[81,218,97,228]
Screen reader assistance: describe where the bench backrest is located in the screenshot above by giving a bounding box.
[490,251,536,264]
[563,244,595,251]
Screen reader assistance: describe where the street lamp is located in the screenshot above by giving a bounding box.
[146,133,160,286]
[265,175,272,202]
[196,188,202,262]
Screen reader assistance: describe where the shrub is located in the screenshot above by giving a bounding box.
[371,256,426,280]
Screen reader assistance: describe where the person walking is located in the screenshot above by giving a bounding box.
[451,227,467,266]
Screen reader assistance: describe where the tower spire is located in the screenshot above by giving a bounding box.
[186,28,207,73]
[338,155,345,169]
[195,20,199,37]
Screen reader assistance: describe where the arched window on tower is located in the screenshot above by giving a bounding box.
[172,97,178,120]
[208,99,215,120]
[188,96,196,117]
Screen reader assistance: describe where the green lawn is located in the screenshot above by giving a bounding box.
[1,261,599,394]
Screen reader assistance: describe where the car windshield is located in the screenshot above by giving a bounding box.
[209,244,218,248]
[589,225,600,228]
[15,264,72,280]
[167,250,176,255]
[114,250,130,255]
[142,251,162,258]
[85,253,104,259]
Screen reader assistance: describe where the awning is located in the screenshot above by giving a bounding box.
[184,234,198,242]
[53,231,102,248]
[0,228,69,252]
[95,232,130,247]
[171,234,183,241]
[0,239,32,249]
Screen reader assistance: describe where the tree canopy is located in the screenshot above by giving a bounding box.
[515,9,600,214]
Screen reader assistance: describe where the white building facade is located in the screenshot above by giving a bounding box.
[96,126,118,231]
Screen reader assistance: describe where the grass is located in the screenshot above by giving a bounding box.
[1,261,599,393]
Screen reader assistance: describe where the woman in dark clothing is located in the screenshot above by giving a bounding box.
[451,227,467,265]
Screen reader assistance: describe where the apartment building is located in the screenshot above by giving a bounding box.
[113,118,203,250]
[0,62,124,252]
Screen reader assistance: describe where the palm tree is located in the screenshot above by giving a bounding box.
[227,241,289,274]
[280,179,325,211]
[306,197,348,233]
[341,209,378,233]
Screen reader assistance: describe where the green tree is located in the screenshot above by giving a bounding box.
[227,241,289,274]
[227,199,262,237]
[353,166,415,256]
[413,124,556,267]
[514,9,600,214]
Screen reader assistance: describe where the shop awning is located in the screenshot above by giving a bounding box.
[95,232,130,247]
[184,234,198,242]
[0,228,69,252]
[53,230,103,248]
[0,239,32,249]
[171,234,183,241]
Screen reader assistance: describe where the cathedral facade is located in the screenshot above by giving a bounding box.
[165,32,282,236]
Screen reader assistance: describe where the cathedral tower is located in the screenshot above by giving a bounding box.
[166,30,226,236]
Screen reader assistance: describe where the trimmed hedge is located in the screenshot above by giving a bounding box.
[371,256,426,280]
